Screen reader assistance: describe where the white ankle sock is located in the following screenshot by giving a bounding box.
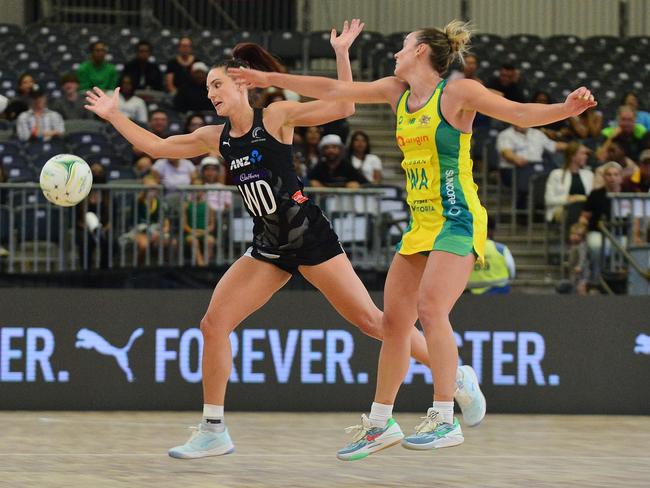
[203,404,224,430]
[432,401,454,425]
[369,402,393,427]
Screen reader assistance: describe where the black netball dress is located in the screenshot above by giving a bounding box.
[219,108,343,273]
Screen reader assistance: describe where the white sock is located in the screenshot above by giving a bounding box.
[369,402,393,427]
[432,401,454,425]
[203,404,225,431]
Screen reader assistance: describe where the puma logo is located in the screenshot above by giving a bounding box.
[75,328,144,382]
[222,139,230,147]
[634,333,650,355]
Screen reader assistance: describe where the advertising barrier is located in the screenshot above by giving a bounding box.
[1,289,648,414]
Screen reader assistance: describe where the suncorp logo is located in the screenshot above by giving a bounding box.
[397,134,430,147]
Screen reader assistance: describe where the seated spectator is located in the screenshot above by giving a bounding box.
[184,113,207,166]
[50,72,91,120]
[622,149,650,193]
[165,36,197,95]
[348,130,382,184]
[301,126,322,170]
[121,40,163,92]
[486,63,525,102]
[567,106,603,142]
[5,72,35,120]
[467,217,515,294]
[174,61,213,113]
[578,161,623,281]
[448,54,481,83]
[200,156,232,212]
[76,41,119,92]
[118,75,147,124]
[567,222,590,295]
[292,146,309,182]
[133,109,169,176]
[592,140,638,189]
[531,91,570,141]
[308,134,368,188]
[16,89,65,142]
[151,157,197,191]
[621,91,650,131]
[76,163,111,269]
[183,178,215,267]
[545,142,593,222]
[262,90,286,107]
[596,105,647,162]
[497,124,567,211]
[120,174,173,264]
[319,117,349,144]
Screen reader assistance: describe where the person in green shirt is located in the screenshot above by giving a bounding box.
[76,41,119,92]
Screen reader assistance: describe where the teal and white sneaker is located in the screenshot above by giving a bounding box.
[455,365,486,427]
[401,408,464,450]
[168,422,235,459]
[337,414,404,461]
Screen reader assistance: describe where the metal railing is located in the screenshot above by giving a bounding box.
[0,183,395,273]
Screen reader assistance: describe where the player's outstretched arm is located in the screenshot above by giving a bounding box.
[453,78,597,127]
[84,87,218,159]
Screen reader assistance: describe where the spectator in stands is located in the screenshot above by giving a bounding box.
[183,113,207,166]
[579,161,623,281]
[174,61,213,113]
[320,117,350,145]
[16,89,65,142]
[567,106,603,142]
[118,75,147,124]
[467,217,515,294]
[5,73,36,120]
[262,90,286,107]
[496,123,567,212]
[121,40,163,92]
[151,156,197,191]
[292,145,309,181]
[532,91,570,141]
[486,63,525,102]
[76,41,119,92]
[308,134,368,188]
[448,54,481,83]
[183,178,216,267]
[567,222,590,295]
[302,126,322,169]
[50,72,91,120]
[592,140,637,189]
[165,36,197,95]
[133,109,169,176]
[348,130,382,184]
[622,149,650,193]
[544,142,593,222]
[596,105,647,162]
[200,156,232,213]
[621,91,650,131]
[76,163,111,269]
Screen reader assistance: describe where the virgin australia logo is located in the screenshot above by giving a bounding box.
[634,334,650,354]
[75,328,144,382]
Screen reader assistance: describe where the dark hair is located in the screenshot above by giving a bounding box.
[178,36,193,45]
[184,112,206,133]
[500,63,516,71]
[17,72,34,92]
[59,72,79,85]
[213,43,286,74]
[149,109,168,120]
[0,163,6,183]
[348,130,371,157]
[262,90,286,107]
[532,90,552,104]
[89,41,106,53]
[621,91,639,106]
[415,20,472,75]
[29,88,45,99]
[136,40,152,50]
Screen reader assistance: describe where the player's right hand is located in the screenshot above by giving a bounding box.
[228,67,270,89]
[84,86,120,120]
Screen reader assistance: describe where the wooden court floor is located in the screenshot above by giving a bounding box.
[1,412,649,488]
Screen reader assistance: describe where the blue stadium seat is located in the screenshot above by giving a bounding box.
[66,132,109,147]
[1,153,29,169]
[15,205,61,243]
[308,31,335,62]
[268,31,305,66]
[106,165,137,181]
[24,140,65,160]
[6,165,37,182]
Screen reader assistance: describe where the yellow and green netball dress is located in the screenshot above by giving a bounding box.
[395,79,487,263]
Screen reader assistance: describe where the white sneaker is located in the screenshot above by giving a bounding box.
[168,422,235,459]
[455,365,486,427]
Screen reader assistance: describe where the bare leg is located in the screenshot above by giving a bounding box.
[373,252,428,404]
[418,252,474,402]
[299,253,429,364]
[201,256,291,405]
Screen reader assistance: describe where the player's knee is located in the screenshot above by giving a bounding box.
[200,315,229,340]
[416,298,449,328]
[354,310,382,339]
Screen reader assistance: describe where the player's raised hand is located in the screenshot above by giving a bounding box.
[330,18,365,53]
[228,67,270,90]
[84,86,120,120]
[564,87,597,117]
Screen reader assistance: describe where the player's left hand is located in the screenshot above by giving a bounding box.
[564,87,597,117]
[330,18,365,53]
